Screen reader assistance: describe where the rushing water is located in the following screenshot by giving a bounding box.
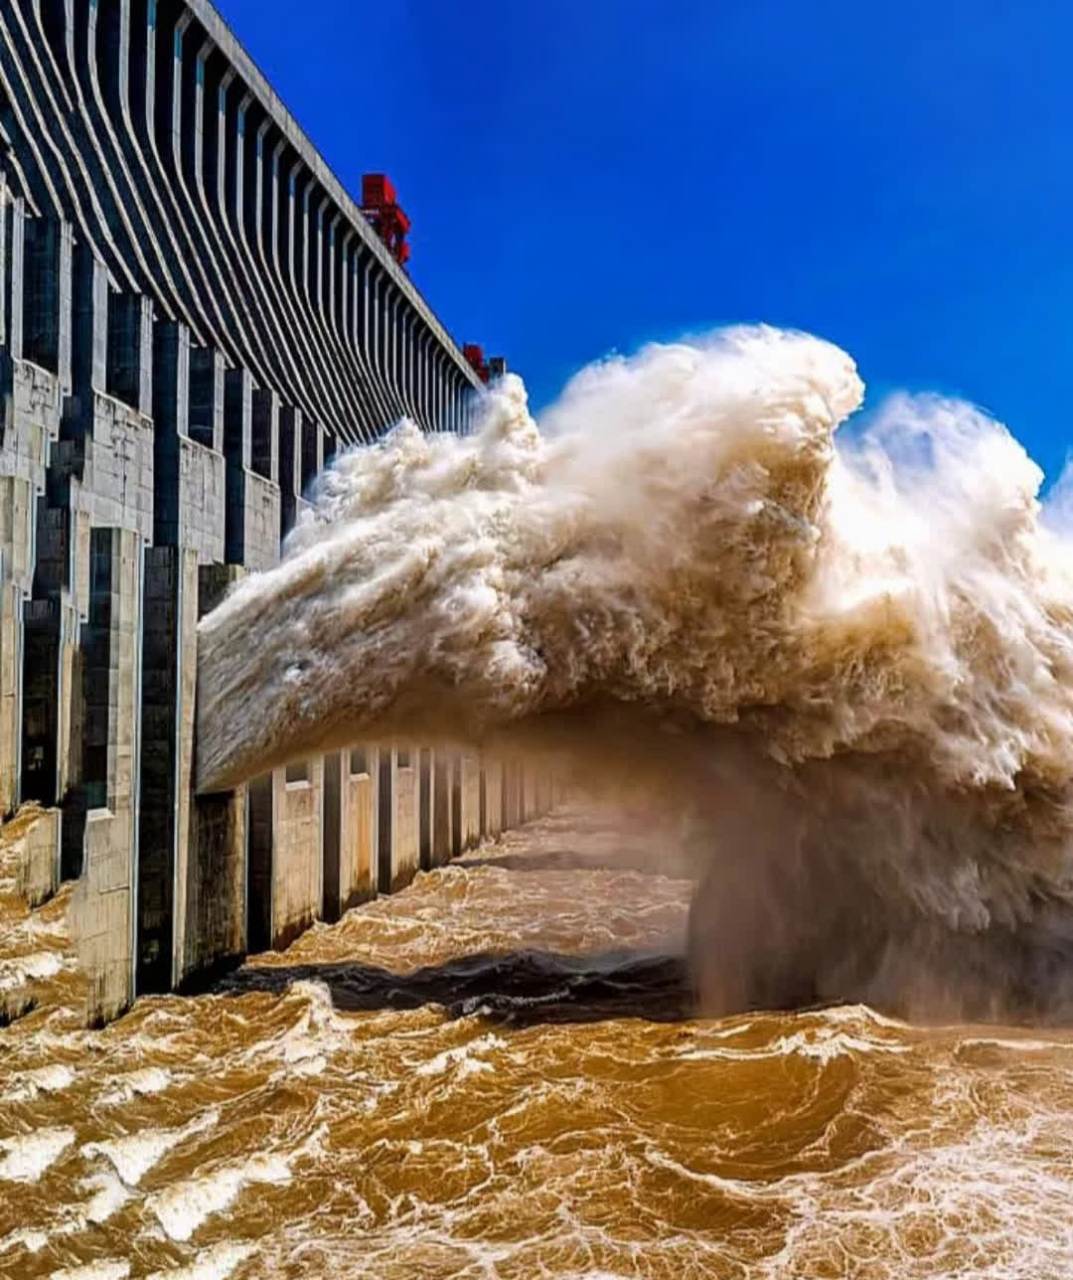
[3,804,1073,1280]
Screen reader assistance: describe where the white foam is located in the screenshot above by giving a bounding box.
[676,1027,909,1064]
[0,950,62,990]
[0,1127,75,1181]
[3,1063,75,1101]
[0,1226,48,1254]
[415,1032,506,1078]
[80,1169,131,1224]
[83,1108,218,1186]
[145,1242,256,1280]
[195,325,1073,1019]
[149,1154,292,1242]
[50,1263,130,1280]
[98,1065,172,1105]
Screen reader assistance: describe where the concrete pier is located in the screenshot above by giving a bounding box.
[0,0,557,1024]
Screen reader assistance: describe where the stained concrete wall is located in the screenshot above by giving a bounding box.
[483,757,503,840]
[459,751,482,852]
[431,751,452,867]
[0,2,558,1024]
[247,760,324,951]
[327,745,376,915]
[67,526,144,1023]
[375,746,420,894]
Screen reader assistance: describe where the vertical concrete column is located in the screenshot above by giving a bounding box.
[189,346,224,451]
[483,757,504,838]
[20,589,67,810]
[404,312,418,422]
[69,526,144,1024]
[223,371,280,572]
[322,749,342,921]
[323,742,379,921]
[179,563,248,987]
[0,476,32,816]
[385,289,399,415]
[415,328,426,428]
[1,191,26,818]
[459,750,481,850]
[428,348,439,431]
[247,757,324,951]
[273,757,324,947]
[223,367,252,566]
[152,325,224,563]
[106,291,153,415]
[392,744,419,890]
[524,765,538,821]
[0,174,10,357]
[136,545,198,995]
[278,404,301,540]
[20,242,97,817]
[251,385,279,483]
[338,744,375,910]
[370,269,384,396]
[450,747,463,860]
[375,744,392,891]
[151,319,190,548]
[246,771,274,952]
[432,749,450,866]
[501,758,522,829]
[22,216,72,389]
[69,242,108,405]
[418,746,433,870]
[448,364,459,435]
[300,415,321,493]
[1,191,25,387]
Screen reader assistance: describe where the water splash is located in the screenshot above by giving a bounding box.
[196,325,1073,1017]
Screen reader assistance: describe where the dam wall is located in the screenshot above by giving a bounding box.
[0,0,554,1024]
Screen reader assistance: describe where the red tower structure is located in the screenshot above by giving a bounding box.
[463,345,507,384]
[463,344,490,382]
[361,173,411,268]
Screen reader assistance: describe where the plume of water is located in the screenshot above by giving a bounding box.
[196,325,1073,1018]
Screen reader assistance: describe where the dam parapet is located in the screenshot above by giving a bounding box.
[0,0,552,1024]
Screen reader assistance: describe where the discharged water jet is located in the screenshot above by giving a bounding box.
[196,324,1073,1019]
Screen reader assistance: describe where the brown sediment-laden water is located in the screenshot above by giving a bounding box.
[3,805,1073,1279]
[9,324,1073,1276]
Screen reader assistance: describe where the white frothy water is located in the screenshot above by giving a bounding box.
[196,326,1073,1018]
[83,1108,219,1187]
[0,1127,75,1182]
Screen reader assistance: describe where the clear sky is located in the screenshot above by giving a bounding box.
[216,0,1073,481]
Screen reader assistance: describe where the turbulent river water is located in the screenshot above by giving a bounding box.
[9,324,1073,1277]
[3,804,1073,1280]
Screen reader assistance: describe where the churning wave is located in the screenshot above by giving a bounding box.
[196,326,1073,1018]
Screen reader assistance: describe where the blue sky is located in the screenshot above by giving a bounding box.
[217,0,1073,482]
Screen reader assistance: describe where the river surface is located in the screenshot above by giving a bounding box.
[2,806,1073,1279]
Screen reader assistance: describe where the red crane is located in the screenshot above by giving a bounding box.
[361,173,411,268]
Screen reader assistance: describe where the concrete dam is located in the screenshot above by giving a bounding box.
[0,0,551,1025]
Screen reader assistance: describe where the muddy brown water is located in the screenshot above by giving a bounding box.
[1,807,1072,1279]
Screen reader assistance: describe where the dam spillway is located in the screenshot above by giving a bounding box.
[0,0,551,1024]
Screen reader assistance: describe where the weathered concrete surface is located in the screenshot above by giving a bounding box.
[248,762,325,951]
[16,805,61,907]
[176,564,248,987]
[502,760,524,832]
[431,751,452,867]
[0,2,558,1023]
[375,747,421,894]
[459,751,482,852]
[340,747,377,909]
[67,526,144,1024]
[483,757,504,840]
